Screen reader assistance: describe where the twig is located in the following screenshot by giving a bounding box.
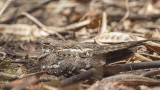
[60,60,160,86]
[120,0,130,22]
[140,70,160,77]
[104,60,160,75]
[99,12,108,34]
[61,68,97,87]
[11,60,27,64]
[0,0,55,24]
[0,0,13,18]
[21,12,46,28]
[103,1,126,10]
[107,11,160,21]
[141,53,160,60]
[49,19,92,33]
[134,53,152,61]
[21,11,65,41]
[62,19,91,31]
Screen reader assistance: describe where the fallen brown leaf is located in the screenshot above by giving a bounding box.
[3,72,45,90]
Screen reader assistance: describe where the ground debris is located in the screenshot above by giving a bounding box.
[0,0,160,89]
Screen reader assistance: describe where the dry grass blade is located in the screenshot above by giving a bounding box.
[133,53,152,62]
[99,12,108,34]
[0,0,55,24]
[140,70,160,77]
[120,0,130,22]
[0,0,13,18]
[144,41,160,54]
[21,11,65,41]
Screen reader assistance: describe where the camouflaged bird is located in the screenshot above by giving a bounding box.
[37,38,150,77]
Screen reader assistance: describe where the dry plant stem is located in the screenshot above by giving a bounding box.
[51,19,92,33]
[0,0,55,24]
[21,11,65,41]
[104,60,160,75]
[141,53,160,60]
[61,60,160,86]
[140,70,160,77]
[61,68,97,87]
[21,10,91,38]
[99,12,108,34]
[107,12,160,21]
[21,12,46,28]
[120,0,130,22]
[0,0,13,18]
[103,1,126,10]
[134,53,152,61]
[62,19,91,31]
[11,60,26,64]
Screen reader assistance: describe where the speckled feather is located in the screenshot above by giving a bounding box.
[38,39,150,76]
[92,40,149,54]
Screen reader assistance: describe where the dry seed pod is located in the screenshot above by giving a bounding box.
[82,32,135,43]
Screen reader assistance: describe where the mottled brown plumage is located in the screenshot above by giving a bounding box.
[38,39,149,76]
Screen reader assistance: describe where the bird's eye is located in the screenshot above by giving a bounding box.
[43,42,50,46]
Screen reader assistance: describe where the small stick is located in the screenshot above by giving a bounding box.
[104,60,160,75]
[11,60,27,64]
[0,0,55,24]
[120,0,130,22]
[21,11,65,41]
[21,12,46,28]
[61,68,97,87]
[99,12,108,34]
[107,11,160,21]
[47,19,92,33]
[140,70,160,77]
[0,0,13,18]
[60,60,160,86]
[134,53,152,61]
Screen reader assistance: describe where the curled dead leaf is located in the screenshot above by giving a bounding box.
[3,72,45,90]
[96,74,160,90]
